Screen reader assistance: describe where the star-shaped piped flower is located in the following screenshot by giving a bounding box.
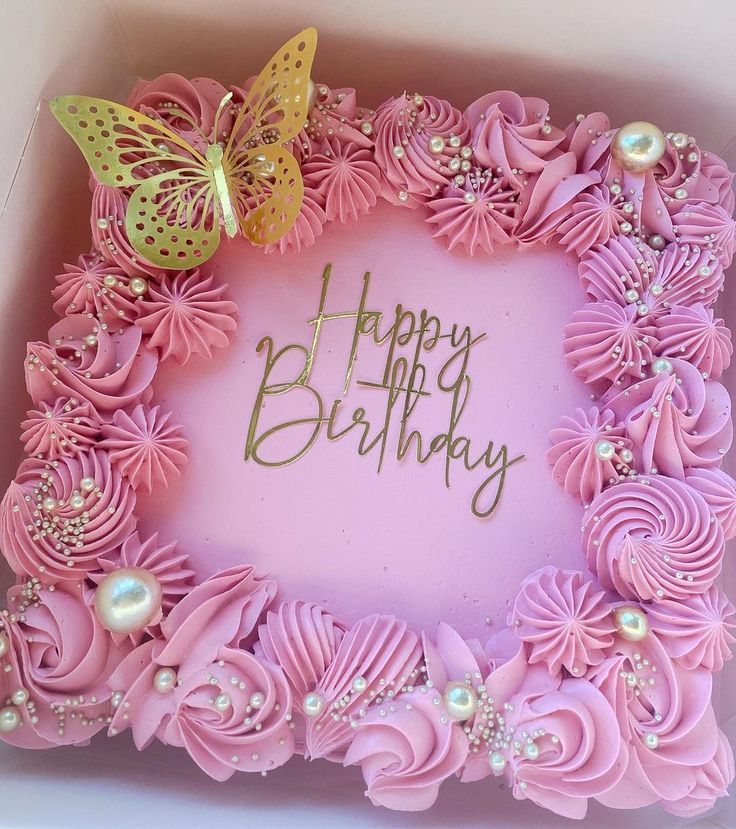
[20,396,100,460]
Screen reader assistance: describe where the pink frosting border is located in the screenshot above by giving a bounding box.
[0,65,734,821]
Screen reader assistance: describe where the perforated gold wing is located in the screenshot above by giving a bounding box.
[50,96,220,268]
[224,28,317,244]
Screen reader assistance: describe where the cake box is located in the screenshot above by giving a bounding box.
[0,1,735,826]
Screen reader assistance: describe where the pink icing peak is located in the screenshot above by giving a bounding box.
[99,404,188,493]
[20,396,100,460]
[52,253,140,324]
[135,269,238,365]
[557,184,629,256]
[510,567,615,676]
[654,304,732,381]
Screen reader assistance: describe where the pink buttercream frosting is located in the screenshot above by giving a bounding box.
[563,301,657,388]
[655,304,732,380]
[135,270,238,365]
[699,150,736,213]
[295,83,373,162]
[557,184,629,256]
[343,686,468,812]
[99,404,188,492]
[561,112,613,175]
[25,315,157,417]
[0,449,137,582]
[510,567,615,676]
[602,358,732,478]
[303,140,382,223]
[546,407,632,505]
[672,202,736,267]
[20,396,100,460]
[52,254,140,325]
[0,579,130,747]
[685,467,736,540]
[647,585,736,672]
[582,475,724,602]
[264,187,327,255]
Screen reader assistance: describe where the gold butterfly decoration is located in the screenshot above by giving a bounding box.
[50,28,318,269]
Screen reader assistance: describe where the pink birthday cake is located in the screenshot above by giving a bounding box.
[1,27,736,820]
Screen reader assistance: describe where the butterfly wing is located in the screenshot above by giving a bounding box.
[224,28,317,244]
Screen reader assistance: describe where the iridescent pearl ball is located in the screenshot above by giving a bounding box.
[94,567,162,634]
[0,705,21,733]
[643,732,660,749]
[42,497,57,512]
[442,681,477,721]
[129,277,149,297]
[153,667,177,694]
[613,605,649,642]
[351,675,368,694]
[611,121,666,173]
[80,477,96,492]
[648,234,666,251]
[489,751,506,774]
[428,135,445,154]
[652,357,674,375]
[523,741,540,760]
[11,688,29,706]
[214,693,231,712]
[595,440,616,461]
[249,692,265,709]
[302,691,326,718]
[69,493,85,510]
[670,132,689,149]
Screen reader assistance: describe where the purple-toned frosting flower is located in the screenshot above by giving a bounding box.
[294,83,373,162]
[510,567,615,676]
[136,269,238,364]
[264,187,327,255]
[546,407,632,505]
[560,112,613,175]
[655,304,732,380]
[685,467,736,540]
[563,301,657,388]
[303,139,382,223]
[99,404,188,493]
[583,475,724,603]
[557,184,629,256]
[426,168,517,255]
[647,585,736,672]
[20,396,100,460]
[672,202,736,266]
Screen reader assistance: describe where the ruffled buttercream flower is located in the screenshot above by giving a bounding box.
[699,150,735,213]
[303,140,382,223]
[373,93,470,203]
[579,235,657,305]
[563,301,657,388]
[464,91,565,190]
[0,579,130,747]
[20,396,100,460]
[0,449,137,582]
[99,404,188,493]
[654,304,732,380]
[135,269,238,364]
[264,187,327,254]
[672,202,736,267]
[510,568,615,676]
[546,407,632,505]
[343,686,468,811]
[557,184,629,256]
[25,315,158,417]
[685,467,736,540]
[107,565,293,781]
[513,153,599,245]
[294,83,373,161]
[560,112,613,175]
[255,601,346,753]
[303,614,422,761]
[603,358,732,478]
[425,168,517,255]
[647,585,736,672]
[90,531,195,643]
[640,244,723,315]
[52,254,140,325]
[582,475,724,602]
[590,630,720,810]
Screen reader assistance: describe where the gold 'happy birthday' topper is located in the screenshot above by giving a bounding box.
[50,28,318,269]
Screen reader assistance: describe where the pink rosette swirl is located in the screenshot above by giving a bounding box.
[343,687,468,812]
[582,475,724,602]
[135,269,238,365]
[20,396,100,460]
[640,245,723,315]
[563,301,657,388]
[510,567,615,676]
[700,150,735,213]
[99,404,188,492]
[52,254,140,325]
[264,187,327,255]
[295,83,373,161]
[373,93,470,203]
[464,91,565,190]
[425,168,517,256]
[90,531,195,644]
[303,140,382,223]
[603,358,732,478]
[685,467,736,540]
[647,585,736,672]
[304,614,422,761]
[0,580,130,748]
[672,202,736,267]
[589,630,720,810]
[655,304,732,380]
[0,449,136,582]
[662,731,735,818]
[25,315,157,417]
[557,184,629,256]
[561,112,613,175]
[107,565,293,780]
[256,601,346,753]
[546,407,632,505]
[579,235,657,305]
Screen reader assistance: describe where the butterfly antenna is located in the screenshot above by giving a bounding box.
[213,92,234,142]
